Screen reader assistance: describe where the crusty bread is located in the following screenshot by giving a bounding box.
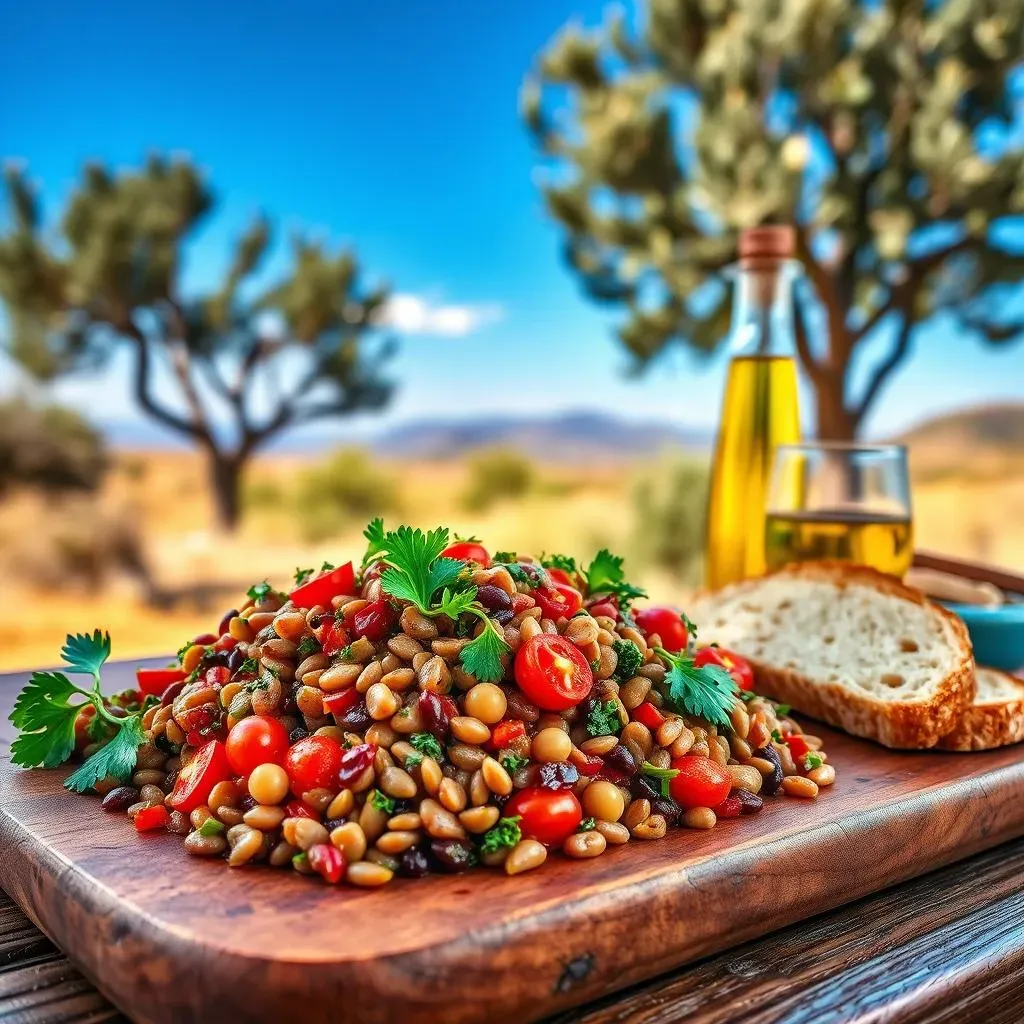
[938,667,1024,751]
[688,562,975,749]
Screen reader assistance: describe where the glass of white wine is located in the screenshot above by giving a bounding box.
[765,443,913,578]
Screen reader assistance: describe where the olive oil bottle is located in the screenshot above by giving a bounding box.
[705,227,802,589]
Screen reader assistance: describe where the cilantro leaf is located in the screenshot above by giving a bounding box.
[377,525,465,612]
[410,732,445,761]
[578,817,596,832]
[542,553,578,575]
[500,751,529,773]
[435,586,481,620]
[459,626,509,683]
[480,816,522,854]
[493,550,518,563]
[362,517,387,566]
[9,671,86,769]
[247,580,272,603]
[405,751,424,769]
[774,703,791,716]
[65,716,146,793]
[60,630,111,679]
[586,699,622,737]
[804,752,824,771]
[321,560,335,572]
[584,549,647,608]
[658,647,738,729]
[369,789,395,814]
[612,639,643,681]
[293,566,315,585]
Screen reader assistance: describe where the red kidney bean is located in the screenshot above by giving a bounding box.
[159,680,187,707]
[430,839,477,873]
[605,743,640,781]
[101,786,141,812]
[341,701,373,732]
[398,847,431,878]
[352,600,398,642]
[734,789,764,814]
[476,586,512,613]
[217,609,239,636]
[338,744,378,786]
[418,692,458,740]
[753,746,784,796]
[713,795,743,819]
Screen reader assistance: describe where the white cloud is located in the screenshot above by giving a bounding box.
[377,293,504,337]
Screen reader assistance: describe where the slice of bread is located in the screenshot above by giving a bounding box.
[688,562,975,749]
[938,667,1024,751]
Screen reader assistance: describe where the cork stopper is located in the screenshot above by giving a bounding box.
[738,225,796,261]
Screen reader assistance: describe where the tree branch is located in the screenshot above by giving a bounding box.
[794,225,847,372]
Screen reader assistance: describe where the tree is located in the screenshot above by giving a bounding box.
[0,157,395,528]
[524,0,1024,439]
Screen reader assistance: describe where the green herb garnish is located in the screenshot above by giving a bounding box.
[804,752,824,771]
[405,751,424,769]
[583,548,648,609]
[641,760,680,797]
[199,817,226,837]
[612,638,643,681]
[9,631,150,794]
[774,703,791,717]
[586,699,623,737]
[321,560,336,572]
[293,566,315,586]
[499,751,529,774]
[296,636,321,658]
[369,789,395,814]
[657,646,738,730]
[541,553,578,575]
[247,580,272,603]
[409,732,445,761]
[771,729,784,744]
[480,816,522,854]
[578,817,597,832]
[493,550,518,564]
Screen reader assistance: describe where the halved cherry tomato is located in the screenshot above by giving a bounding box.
[546,567,576,588]
[514,633,594,712]
[134,805,170,832]
[633,701,666,731]
[534,583,584,621]
[489,719,527,752]
[167,740,231,813]
[505,786,582,846]
[316,619,349,658]
[323,688,360,718]
[694,646,754,691]
[440,541,490,566]
[225,715,290,776]
[785,734,810,759]
[351,599,398,643]
[634,607,692,653]
[135,666,187,697]
[668,754,731,810]
[289,562,355,609]
[285,736,344,796]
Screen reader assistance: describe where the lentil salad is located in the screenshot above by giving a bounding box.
[9,520,836,886]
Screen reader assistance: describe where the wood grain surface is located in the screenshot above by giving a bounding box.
[3,663,1024,1024]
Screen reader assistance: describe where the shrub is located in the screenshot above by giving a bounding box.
[0,398,107,494]
[632,455,708,583]
[294,448,399,542]
[462,448,535,512]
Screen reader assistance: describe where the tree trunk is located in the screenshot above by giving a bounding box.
[813,370,859,441]
[208,452,244,532]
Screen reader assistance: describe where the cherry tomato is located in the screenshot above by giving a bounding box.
[668,754,731,810]
[534,583,584,621]
[289,562,355,609]
[694,647,755,691]
[489,719,527,752]
[505,786,582,847]
[323,688,360,718]
[440,541,490,566]
[632,701,666,731]
[134,805,170,832]
[285,736,344,796]
[316,619,349,658]
[785,734,810,759]
[351,599,398,643]
[167,740,231,813]
[634,607,692,653]
[225,715,290,776]
[136,666,187,697]
[546,567,576,588]
[514,633,594,712]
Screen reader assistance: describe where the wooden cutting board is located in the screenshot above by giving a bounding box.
[3,713,1024,1024]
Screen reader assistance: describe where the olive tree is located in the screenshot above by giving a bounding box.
[524,0,1024,438]
[0,157,395,528]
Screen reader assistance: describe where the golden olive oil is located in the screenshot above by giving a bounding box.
[705,355,801,589]
[764,509,914,578]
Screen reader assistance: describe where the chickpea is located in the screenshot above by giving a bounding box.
[582,780,625,823]
[532,727,572,763]
[463,683,507,724]
[248,763,290,805]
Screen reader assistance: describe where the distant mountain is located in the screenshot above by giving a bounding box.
[372,411,712,461]
[898,402,1024,450]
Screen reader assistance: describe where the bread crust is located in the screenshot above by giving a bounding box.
[938,668,1024,752]
[692,561,976,750]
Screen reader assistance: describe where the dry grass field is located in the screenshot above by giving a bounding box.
[2,443,1023,672]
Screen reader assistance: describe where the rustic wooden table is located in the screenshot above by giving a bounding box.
[2,662,1023,1024]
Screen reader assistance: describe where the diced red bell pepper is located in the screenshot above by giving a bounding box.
[712,795,743,819]
[632,701,666,731]
[134,805,170,832]
[489,719,527,752]
[284,799,318,820]
[317,619,349,658]
[575,753,604,777]
[136,666,187,697]
[785,734,811,759]
[323,688,360,718]
[308,843,346,884]
[289,562,355,610]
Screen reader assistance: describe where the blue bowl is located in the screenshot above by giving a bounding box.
[944,602,1024,672]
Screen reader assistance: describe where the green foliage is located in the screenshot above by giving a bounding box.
[294,449,398,542]
[525,1,1024,436]
[632,456,708,584]
[0,157,396,528]
[461,448,535,512]
[0,399,107,495]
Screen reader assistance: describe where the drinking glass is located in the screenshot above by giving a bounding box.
[765,443,913,577]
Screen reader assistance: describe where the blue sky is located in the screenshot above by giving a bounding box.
[1,0,1022,444]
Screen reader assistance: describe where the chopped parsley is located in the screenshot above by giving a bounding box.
[583,549,647,609]
[405,751,424,769]
[499,751,529,774]
[176,639,194,664]
[586,700,623,737]
[612,639,643,681]
[293,566,315,586]
[369,789,395,814]
[493,550,518,563]
[199,817,226,837]
[321,560,336,572]
[804,752,824,771]
[772,729,784,744]
[541,553,578,575]
[578,817,597,832]
[410,732,445,761]
[480,816,522,854]
[247,580,272,603]
[238,657,259,676]
[296,636,321,658]
[774,703,791,717]
[681,611,698,639]
[658,646,738,730]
